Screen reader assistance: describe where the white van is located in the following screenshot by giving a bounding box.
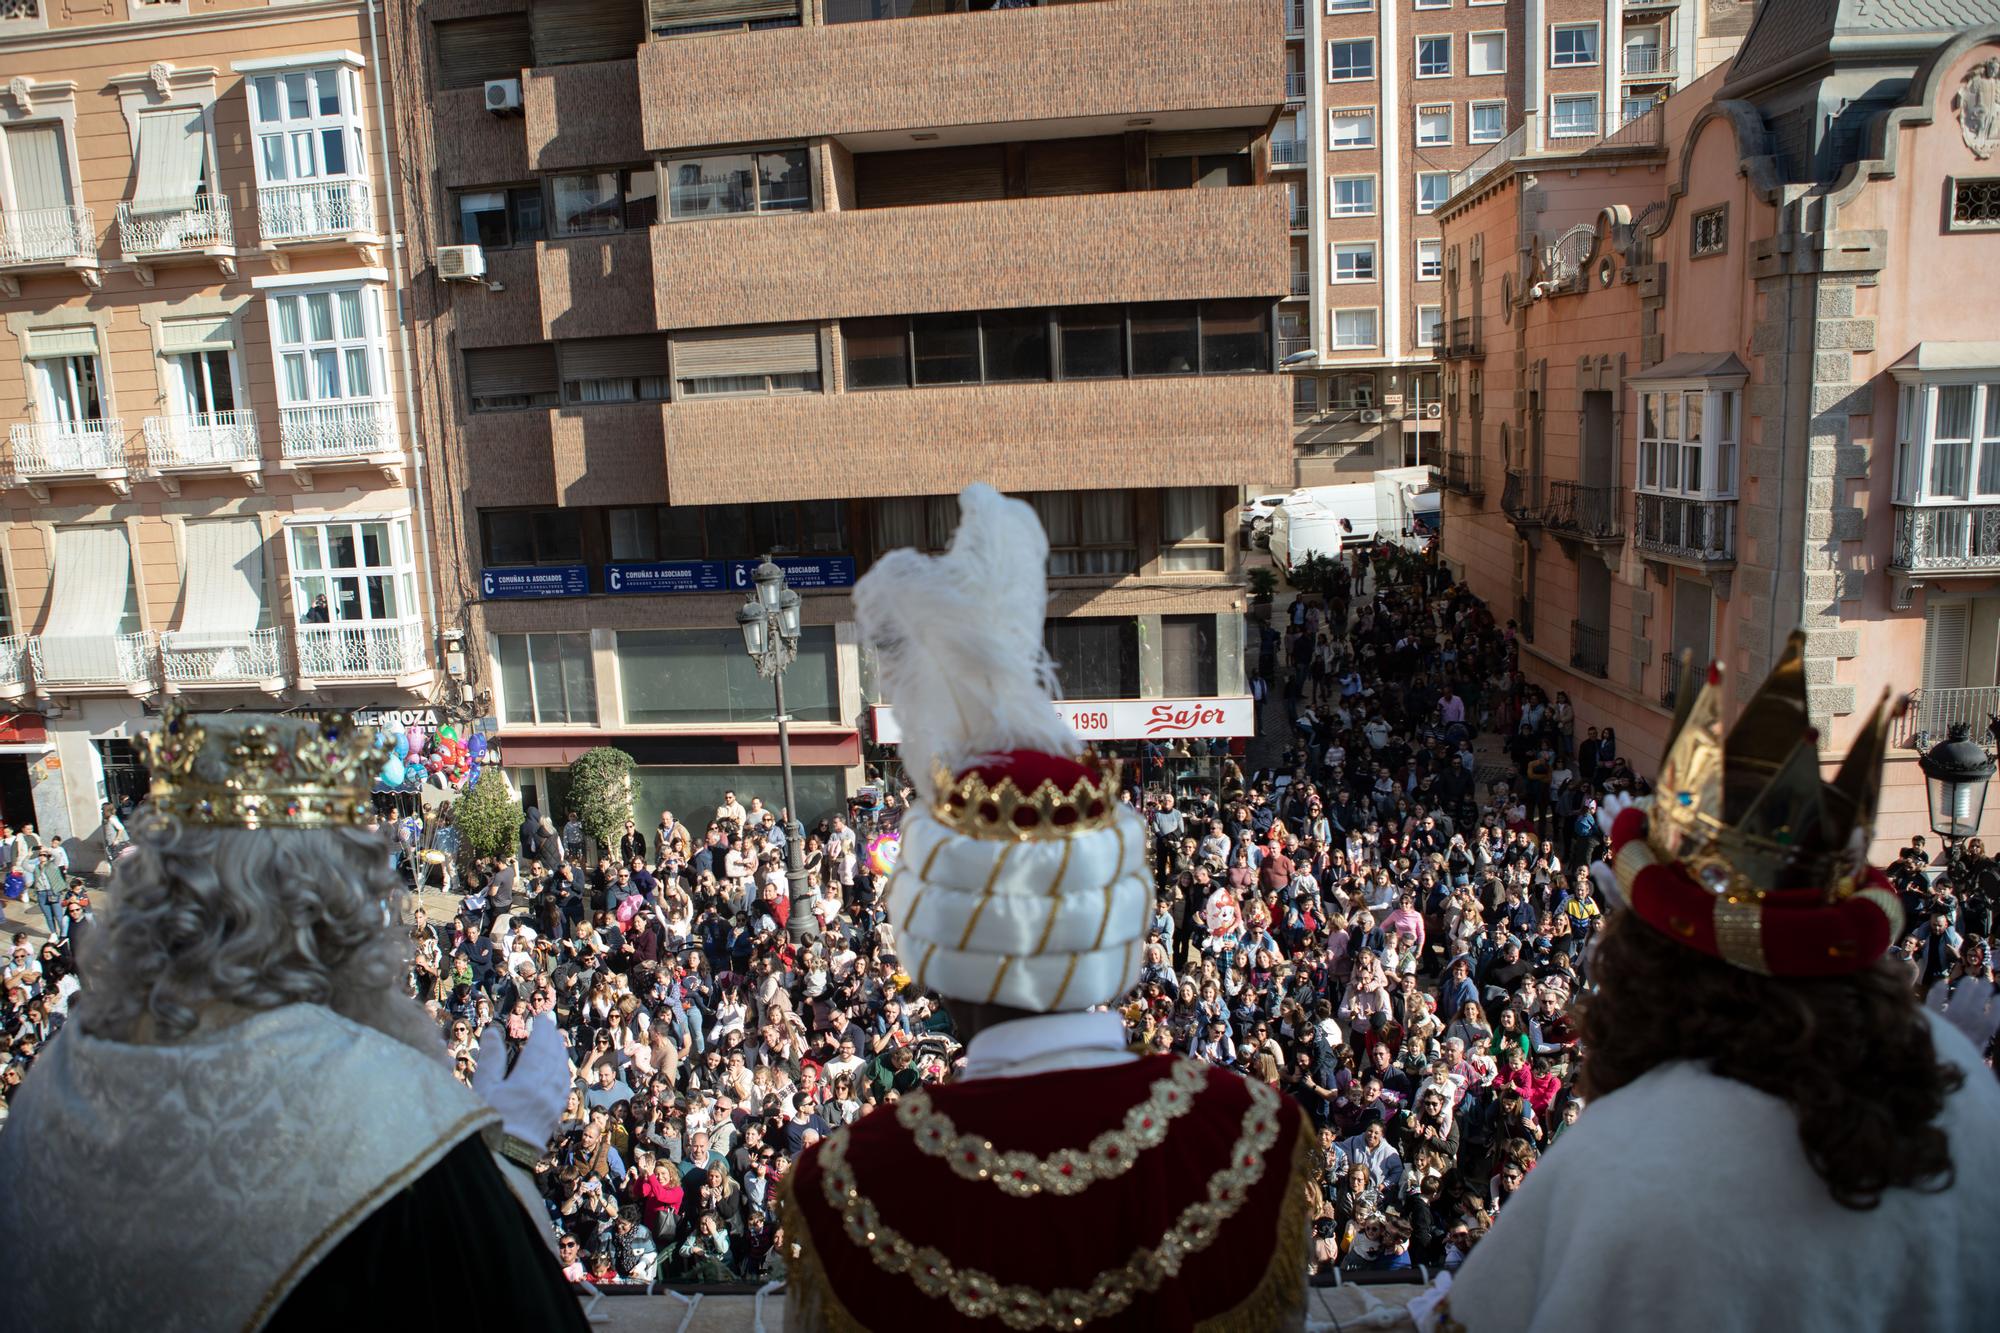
[1267,484,1375,572]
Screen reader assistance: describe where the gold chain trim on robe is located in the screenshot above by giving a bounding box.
[893,1059,1209,1199]
[1192,1099,1313,1333]
[814,1076,1284,1330]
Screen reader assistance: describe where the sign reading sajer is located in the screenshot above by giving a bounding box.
[870,697,1252,745]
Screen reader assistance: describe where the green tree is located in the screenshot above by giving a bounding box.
[567,746,635,856]
[453,767,521,873]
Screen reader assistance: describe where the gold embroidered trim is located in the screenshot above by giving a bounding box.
[1712,896,1770,975]
[816,1076,1284,1329]
[894,1059,1209,1199]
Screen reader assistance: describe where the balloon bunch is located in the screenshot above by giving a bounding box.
[373,718,491,794]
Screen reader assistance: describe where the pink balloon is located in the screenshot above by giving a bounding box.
[406,727,428,758]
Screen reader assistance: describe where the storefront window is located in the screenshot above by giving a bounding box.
[618,626,839,725]
[1043,618,1139,700]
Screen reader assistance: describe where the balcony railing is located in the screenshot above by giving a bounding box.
[1280,335,1312,359]
[1892,503,2000,572]
[9,420,127,476]
[144,412,260,471]
[29,631,157,690]
[0,636,28,693]
[294,619,426,679]
[1285,0,1306,36]
[256,179,372,244]
[1289,203,1309,230]
[1570,621,1609,679]
[1659,651,1682,708]
[1622,45,1673,76]
[1895,687,2000,751]
[1290,270,1310,296]
[1544,481,1625,541]
[279,401,396,461]
[1452,125,1525,197]
[0,205,96,267]
[1286,71,1308,99]
[1272,139,1308,167]
[1440,316,1482,359]
[117,197,233,255]
[1501,468,1542,525]
[1635,493,1735,562]
[1448,104,1665,200]
[1444,450,1483,497]
[162,627,284,686]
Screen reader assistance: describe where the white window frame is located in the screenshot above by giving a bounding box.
[287,516,416,627]
[32,349,105,427]
[1328,174,1378,217]
[1415,34,1452,79]
[1468,31,1507,76]
[1550,93,1601,140]
[1332,307,1380,350]
[1468,100,1507,143]
[1326,0,1373,12]
[163,345,241,418]
[1328,38,1377,82]
[1416,104,1452,147]
[1549,22,1600,68]
[1331,241,1377,283]
[1636,382,1741,501]
[243,62,367,190]
[1622,94,1660,126]
[264,283,386,409]
[1894,376,2000,505]
[496,632,598,727]
[0,113,82,220]
[1416,171,1451,215]
[1417,305,1442,348]
[1328,106,1378,149]
[1413,0,1450,9]
[1416,238,1443,281]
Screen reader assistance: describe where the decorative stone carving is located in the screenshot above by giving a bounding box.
[149,63,173,99]
[5,77,32,113]
[1957,59,2000,161]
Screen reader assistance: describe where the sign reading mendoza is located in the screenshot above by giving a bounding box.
[606,556,856,595]
[482,566,589,599]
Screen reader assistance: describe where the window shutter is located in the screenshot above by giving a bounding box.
[559,334,670,382]
[532,0,644,66]
[25,326,98,358]
[160,317,235,352]
[466,344,559,400]
[1024,137,1125,197]
[132,108,208,213]
[1146,128,1253,158]
[1924,602,1970,694]
[853,144,1006,208]
[650,0,798,34]
[673,324,818,378]
[1670,577,1712,665]
[434,14,533,90]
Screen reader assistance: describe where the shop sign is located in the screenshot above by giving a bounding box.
[605,556,857,596]
[482,566,589,599]
[354,708,444,728]
[871,697,1253,744]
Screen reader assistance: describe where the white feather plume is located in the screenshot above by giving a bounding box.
[853,484,1081,804]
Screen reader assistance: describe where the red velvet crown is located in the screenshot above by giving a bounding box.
[930,749,1117,842]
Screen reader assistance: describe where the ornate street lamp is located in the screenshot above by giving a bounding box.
[738,557,811,939]
[1918,722,1996,840]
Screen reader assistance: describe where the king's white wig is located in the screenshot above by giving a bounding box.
[79,810,443,1059]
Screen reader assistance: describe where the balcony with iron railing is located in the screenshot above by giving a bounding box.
[1439,315,1482,360]
[1280,335,1312,359]
[294,619,427,681]
[1272,138,1308,167]
[1501,468,1542,527]
[29,631,157,692]
[0,205,96,269]
[1289,202,1309,230]
[1543,481,1625,542]
[144,411,260,472]
[1570,621,1609,679]
[1622,44,1673,76]
[1894,688,2000,750]
[1891,504,2000,574]
[0,635,28,701]
[162,627,285,689]
[278,401,397,463]
[1448,104,1664,202]
[256,179,374,245]
[1286,70,1308,99]
[9,420,128,479]
[1285,0,1305,35]
[116,196,233,257]
[1635,492,1735,565]
[1443,450,1483,497]
[1290,269,1310,296]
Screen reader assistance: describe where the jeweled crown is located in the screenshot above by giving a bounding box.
[139,702,381,829]
[930,757,1120,841]
[1650,630,1892,901]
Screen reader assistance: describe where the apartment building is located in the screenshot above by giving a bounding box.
[1274,0,1753,485]
[1434,1,2000,853]
[0,0,433,851]
[383,0,1291,824]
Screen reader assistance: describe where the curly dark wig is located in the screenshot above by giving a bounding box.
[1576,910,1963,1211]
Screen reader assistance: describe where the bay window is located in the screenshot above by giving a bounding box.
[289,517,415,625]
[249,67,362,189]
[1894,378,2000,504]
[269,284,382,407]
[1636,384,1739,498]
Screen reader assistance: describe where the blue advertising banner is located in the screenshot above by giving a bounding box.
[481,566,589,599]
[605,556,857,595]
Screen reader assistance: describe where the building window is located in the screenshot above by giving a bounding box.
[611,501,848,560]
[1416,104,1452,147]
[1416,34,1451,78]
[672,324,821,397]
[288,518,415,625]
[1161,615,1218,697]
[1416,172,1451,214]
[619,627,838,726]
[1333,372,1376,408]
[484,509,586,566]
[1951,177,2000,230]
[1638,385,1739,499]
[433,14,531,90]
[1332,242,1376,282]
[1690,204,1728,258]
[558,334,670,404]
[1622,94,1660,126]
[1550,94,1600,139]
[1417,305,1442,348]
[1329,108,1377,149]
[871,496,959,554]
[1027,492,1137,576]
[1043,618,1139,700]
[25,330,105,426]
[549,166,658,237]
[658,0,802,38]
[1332,308,1379,349]
[1329,175,1377,217]
[1895,380,2000,503]
[455,186,546,248]
[0,123,78,251]
[1161,487,1226,572]
[1328,38,1375,82]
[1468,31,1505,76]
[464,345,560,411]
[163,345,236,418]
[1412,0,1449,8]
[1326,0,1373,12]
[1550,22,1599,67]
[665,148,811,219]
[1417,238,1443,281]
[269,285,382,408]
[498,632,597,726]
[248,66,364,191]
[1469,100,1506,143]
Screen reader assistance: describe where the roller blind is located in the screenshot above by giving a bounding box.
[650,0,798,33]
[24,326,98,358]
[5,124,72,212]
[672,324,818,378]
[1024,136,1125,197]
[42,526,134,682]
[465,344,559,399]
[174,518,267,648]
[1146,128,1253,157]
[160,317,234,352]
[853,144,1005,208]
[559,334,670,381]
[434,14,533,90]
[1925,602,1970,694]
[132,108,207,213]
[533,0,643,66]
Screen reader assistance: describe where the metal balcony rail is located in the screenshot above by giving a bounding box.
[1501,468,1542,524]
[9,420,127,475]
[279,401,395,460]
[1286,0,1306,35]
[1449,104,1664,200]
[1441,315,1481,358]
[1290,269,1311,295]
[294,619,426,678]
[257,179,371,243]
[117,196,232,254]
[1286,71,1309,98]
[1272,139,1308,166]
[1444,450,1483,495]
[0,635,27,692]
[1895,687,2000,751]
[1892,503,2000,571]
[162,627,284,685]
[0,204,95,266]
[1451,125,1525,197]
[1289,202,1310,229]
[1635,493,1735,561]
[1658,651,1681,708]
[1279,336,1312,359]
[29,631,157,688]
[1622,44,1673,75]
[1570,620,1609,679]
[1544,481,1625,540]
[144,411,260,470]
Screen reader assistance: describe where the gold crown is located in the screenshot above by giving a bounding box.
[1650,630,1892,901]
[930,757,1120,841]
[139,703,382,829]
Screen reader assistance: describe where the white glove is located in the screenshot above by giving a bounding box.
[1926,979,2000,1054]
[1405,1271,1454,1333]
[472,1010,569,1147]
[1594,790,1643,841]
[1588,857,1626,909]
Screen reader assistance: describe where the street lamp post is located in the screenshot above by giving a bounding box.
[1918,721,1997,841]
[737,556,812,940]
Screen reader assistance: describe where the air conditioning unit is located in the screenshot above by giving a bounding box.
[438,244,487,281]
[1360,409,1385,424]
[1424,402,1443,419]
[484,78,522,114]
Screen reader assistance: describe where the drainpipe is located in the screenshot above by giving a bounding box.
[364,0,445,673]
